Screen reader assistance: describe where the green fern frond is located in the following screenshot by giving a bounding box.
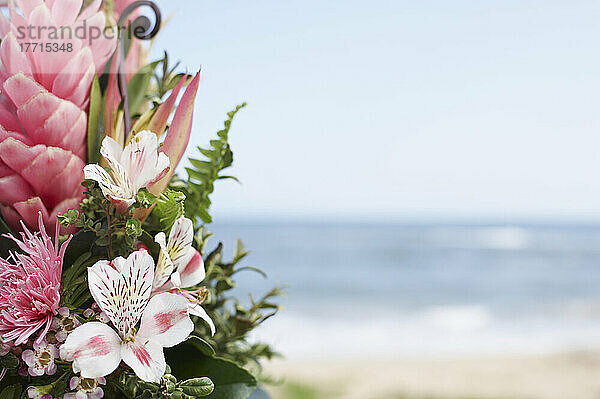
[184,103,246,224]
[154,189,186,231]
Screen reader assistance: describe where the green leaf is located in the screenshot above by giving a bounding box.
[62,230,96,267]
[165,346,256,399]
[128,60,161,115]
[0,384,20,399]
[233,239,249,263]
[61,252,93,307]
[183,103,246,224]
[126,219,143,239]
[87,76,103,163]
[136,188,157,209]
[0,353,18,369]
[153,189,186,231]
[164,73,192,94]
[0,216,14,258]
[0,216,12,236]
[184,336,216,357]
[180,377,214,397]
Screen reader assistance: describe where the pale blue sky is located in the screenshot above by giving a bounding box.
[151,0,600,221]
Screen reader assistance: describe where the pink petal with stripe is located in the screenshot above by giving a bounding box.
[137,293,193,348]
[178,250,206,289]
[87,251,154,338]
[121,339,165,383]
[60,322,122,379]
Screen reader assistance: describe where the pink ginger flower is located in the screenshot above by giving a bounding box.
[0,0,116,233]
[0,213,71,345]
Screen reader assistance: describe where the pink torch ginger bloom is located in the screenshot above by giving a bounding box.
[0,0,116,233]
[0,213,71,345]
[61,250,193,382]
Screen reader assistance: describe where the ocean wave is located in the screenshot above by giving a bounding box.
[249,305,600,359]
[426,226,531,250]
[421,305,491,331]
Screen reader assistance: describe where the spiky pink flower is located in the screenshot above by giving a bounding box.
[0,213,71,345]
[0,0,116,233]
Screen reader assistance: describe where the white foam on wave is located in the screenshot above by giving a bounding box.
[426,226,531,250]
[249,304,600,360]
[421,305,491,331]
[478,227,531,250]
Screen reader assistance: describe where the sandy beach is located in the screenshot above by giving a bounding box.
[263,351,600,399]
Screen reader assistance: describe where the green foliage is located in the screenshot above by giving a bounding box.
[136,188,158,209]
[196,237,284,376]
[179,378,215,397]
[166,340,256,399]
[0,384,20,399]
[150,189,186,232]
[0,353,18,370]
[87,76,103,163]
[128,60,162,116]
[153,52,193,100]
[107,365,214,399]
[182,103,246,225]
[58,180,154,259]
[61,252,95,308]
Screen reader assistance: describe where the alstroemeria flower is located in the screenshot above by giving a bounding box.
[153,217,215,335]
[60,250,193,382]
[84,131,170,213]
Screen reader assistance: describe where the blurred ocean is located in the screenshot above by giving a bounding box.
[209,221,600,359]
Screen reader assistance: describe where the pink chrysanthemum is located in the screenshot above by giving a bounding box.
[0,213,71,345]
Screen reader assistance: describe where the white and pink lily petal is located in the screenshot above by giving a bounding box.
[61,250,193,382]
[122,293,193,382]
[157,243,216,336]
[84,131,170,213]
[87,251,154,338]
[153,216,195,289]
[60,293,192,382]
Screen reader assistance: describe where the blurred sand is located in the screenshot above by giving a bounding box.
[264,351,600,399]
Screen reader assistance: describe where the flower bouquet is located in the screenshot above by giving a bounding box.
[0,1,282,398]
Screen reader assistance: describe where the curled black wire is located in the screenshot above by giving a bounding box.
[117,0,162,40]
[117,1,162,140]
